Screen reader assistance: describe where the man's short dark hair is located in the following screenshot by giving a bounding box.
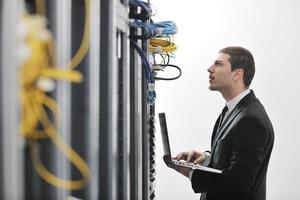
[219,46,255,87]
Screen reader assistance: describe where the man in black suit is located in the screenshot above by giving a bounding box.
[164,46,274,200]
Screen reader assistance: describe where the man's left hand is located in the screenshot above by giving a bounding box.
[163,155,192,178]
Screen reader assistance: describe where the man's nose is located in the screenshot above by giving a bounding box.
[207,65,214,73]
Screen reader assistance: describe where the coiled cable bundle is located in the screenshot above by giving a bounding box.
[18,0,91,190]
[129,0,182,104]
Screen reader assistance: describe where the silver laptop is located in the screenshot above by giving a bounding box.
[158,112,222,174]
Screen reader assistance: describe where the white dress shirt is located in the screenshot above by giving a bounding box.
[224,88,250,120]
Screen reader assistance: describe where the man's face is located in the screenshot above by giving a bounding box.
[207,53,235,92]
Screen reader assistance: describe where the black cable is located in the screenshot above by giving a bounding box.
[154,64,182,81]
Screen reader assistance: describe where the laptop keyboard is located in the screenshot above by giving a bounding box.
[172,159,222,174]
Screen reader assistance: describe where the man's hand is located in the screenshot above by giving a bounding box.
[163,155,192,178]
[175,150,206,165]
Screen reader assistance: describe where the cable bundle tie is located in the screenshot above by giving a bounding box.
[155,46,162,54]
[36,78,56,92]
[155,27,163,37]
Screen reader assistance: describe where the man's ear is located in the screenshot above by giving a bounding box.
[233,68,244,81]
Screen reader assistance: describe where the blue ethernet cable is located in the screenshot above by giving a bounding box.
[148,21,178,36]
[129,20,157,39]
[130,39,156,104]
[130,39,154,83]
[129,20,178,39]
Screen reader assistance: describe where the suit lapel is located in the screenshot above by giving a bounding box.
[211,90,257,154]
[211,106,242,150]
[211,115,222,147]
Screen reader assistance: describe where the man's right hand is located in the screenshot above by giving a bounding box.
[163,155,192,178]
[174,150,206,165]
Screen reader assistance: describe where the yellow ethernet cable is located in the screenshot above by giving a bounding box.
[19,0,91,190]
[34,0,90,70]
[65,0,90,70]
[149,38,177,53]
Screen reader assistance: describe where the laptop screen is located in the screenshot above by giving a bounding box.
[158,113,172,157]
[158,113,223,174]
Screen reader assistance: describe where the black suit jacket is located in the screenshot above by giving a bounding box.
[191,90,274,200]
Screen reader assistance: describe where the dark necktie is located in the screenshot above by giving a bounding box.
[219,106,228,128]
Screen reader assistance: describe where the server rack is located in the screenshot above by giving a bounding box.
[0,0,156,199]
[99,0,131,199]
[129,28,145,200]
[129,1,156,199]
[17,1,95,199]
[0,0,3,198]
